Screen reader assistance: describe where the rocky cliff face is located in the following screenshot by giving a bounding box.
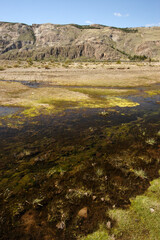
[0,21,160,61]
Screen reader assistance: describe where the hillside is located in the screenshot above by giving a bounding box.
[0,21,160,61]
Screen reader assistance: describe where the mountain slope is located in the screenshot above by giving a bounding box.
[0,21,160,61]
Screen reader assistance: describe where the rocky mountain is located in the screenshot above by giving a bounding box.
[0,21,160,61]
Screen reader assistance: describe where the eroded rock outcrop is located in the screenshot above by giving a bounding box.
[0,21,160,60]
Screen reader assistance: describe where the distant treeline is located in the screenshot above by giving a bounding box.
[70,24,106,29]
[111,27,138,33]
[111,46,147,61]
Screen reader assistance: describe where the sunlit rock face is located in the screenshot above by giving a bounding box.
[1,21,160,60]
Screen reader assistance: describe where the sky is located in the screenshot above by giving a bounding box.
[0,0,160,28]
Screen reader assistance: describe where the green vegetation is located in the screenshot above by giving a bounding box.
[145,90,160,96]
[111,46,147,61]
[134,169,147,179]
[13,64,20,68]
[129,55,148,61]
[27,57,33,65]
[0,65,159,240]
[18,29,36,42]
[70,24,105,29]
[80,225,111,240]
[111,27,138,33]
[44,64,50,69]
[0,66,5,71]
[81,177,160,240]
[116,60,121,64]
[109,177,160,240]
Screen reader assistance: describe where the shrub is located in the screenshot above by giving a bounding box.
[44,65,50,69]
[116,60,121,64]
[0,66,5,71]
[129,55,147,61]
[27,58,33,66]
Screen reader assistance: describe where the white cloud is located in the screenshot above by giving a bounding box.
[145,23,155,27]
[145,22,160,27]
[114,12,122,17]
[85,20,93,24]
[114,12,129,17]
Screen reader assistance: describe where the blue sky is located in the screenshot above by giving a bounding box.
[0,0,160,28]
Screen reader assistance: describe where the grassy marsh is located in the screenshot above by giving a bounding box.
[0,61,160,240]
[0,80,140,123]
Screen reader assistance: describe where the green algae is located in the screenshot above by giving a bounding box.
[0,83,140,126]
[68,87,137,98]
[0,115,159,240]
[145,90,160,96]
[0,95,139,129]
[106,97,139,107]
[11,203,24,217]
[78,97,139,109]
[0,178,8,187]
[47,166,66,177]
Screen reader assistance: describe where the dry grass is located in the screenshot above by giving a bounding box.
[0,61,160,88]
[0,60,159,118]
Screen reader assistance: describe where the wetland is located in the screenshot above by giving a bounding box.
[0,61,160,240]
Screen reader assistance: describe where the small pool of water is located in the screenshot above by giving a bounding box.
[0,79,41,88]
[0,106,22,117]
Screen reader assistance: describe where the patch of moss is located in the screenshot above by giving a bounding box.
[69,88,137,98]
[15,174,33,191]
[106,97,139,107]
[0,178,8,187]
[109,177,160,240]
[39,99,79,109]
[145,90,160,96]
[80,225,111,240]
[22,105,55,117]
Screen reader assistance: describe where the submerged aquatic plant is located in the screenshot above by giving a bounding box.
[99,110,109,116]
[95,168,104,177]
[106,97,139,107]
[145,138,156,145]
[134,169,147,179]
[65,188,92,200]
[47,167,66,176]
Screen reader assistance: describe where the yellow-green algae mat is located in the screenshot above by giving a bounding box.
[0,83,140,128]
[80,176,160,240]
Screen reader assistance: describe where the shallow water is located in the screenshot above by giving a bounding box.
[0,106,22,117]
[0,79,41,88]
[1,79,160,90]
[0,84,160,240]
